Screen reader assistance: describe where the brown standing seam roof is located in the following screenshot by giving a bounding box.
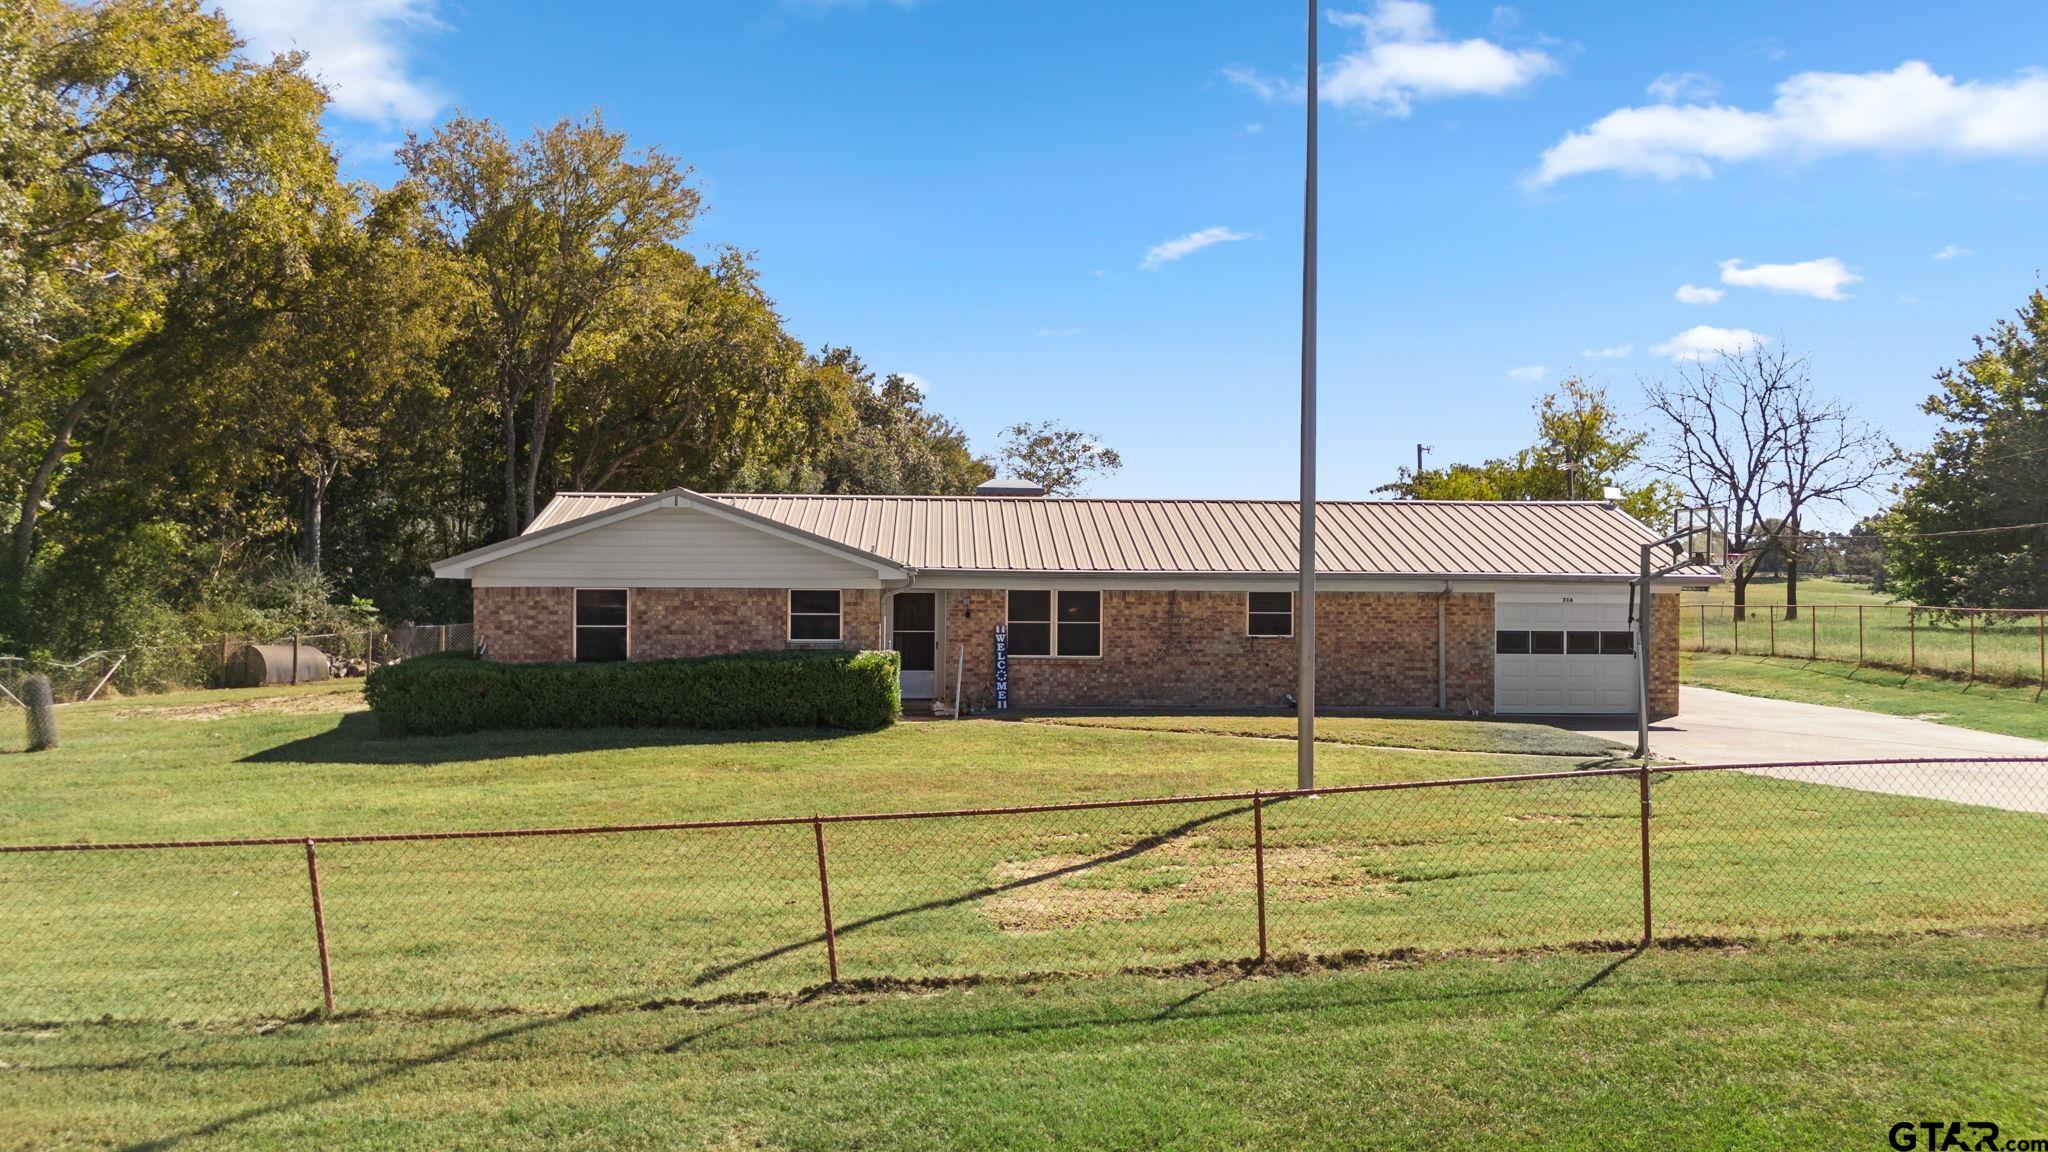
[521,492,1720,581]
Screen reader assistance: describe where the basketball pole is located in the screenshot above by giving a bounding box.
[1296,0,1319,792]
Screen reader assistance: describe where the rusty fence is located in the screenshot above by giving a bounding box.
[2,755,2045,1022]
[1685,602,2048,689]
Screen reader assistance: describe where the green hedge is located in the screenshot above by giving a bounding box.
[364,649,901,737]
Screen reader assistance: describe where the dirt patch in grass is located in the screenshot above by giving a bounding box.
[983,840,1396,933]
[112,691,367,722]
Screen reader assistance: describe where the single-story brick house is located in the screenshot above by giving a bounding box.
[432,488,1718,717]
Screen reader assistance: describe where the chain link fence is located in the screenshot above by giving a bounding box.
[0,623,474,705]
[3,756,2042,1023]
[1684,603,2048,688]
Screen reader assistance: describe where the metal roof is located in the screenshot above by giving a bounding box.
[519,491,1720,581]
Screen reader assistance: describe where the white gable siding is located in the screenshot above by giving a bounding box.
[470,507,886,588]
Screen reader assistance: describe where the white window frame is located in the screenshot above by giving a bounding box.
[573,587,631,662]
[1246,591,1294,638]
[1006,589,1103,659]
[788,588,844,644]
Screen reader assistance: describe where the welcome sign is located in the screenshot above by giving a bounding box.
[993,623,1009,711]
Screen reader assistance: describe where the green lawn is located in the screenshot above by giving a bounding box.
[3,683,2047,1149]
[1680,575,1896,606]
[1024,713,1625,757]
[1684,651,2048,740]
[4,931,2043,1151]
[3,682,2044,1027]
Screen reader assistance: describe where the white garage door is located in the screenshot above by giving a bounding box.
[1494,595,1639,715]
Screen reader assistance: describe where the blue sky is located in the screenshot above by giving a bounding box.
[222,0,2048,520]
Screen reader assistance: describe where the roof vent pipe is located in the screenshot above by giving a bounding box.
[975,479,1046,498]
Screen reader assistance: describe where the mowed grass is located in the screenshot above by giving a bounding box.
[1680,584,2048,686]
[1684,651,2048,741]
[1023,712,1625,756]
[4,931,2044,1151]
[3,681,2045,1026]
[1680,575,1896,606]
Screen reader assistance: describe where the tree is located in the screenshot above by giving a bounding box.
[1644,345,1885,616]
[807,352,992,495]
[1381,378,1679,524]
[2,0,334,618]
[997,421,1123,496]
[399,112,700,535]
[1886,289,2048,608]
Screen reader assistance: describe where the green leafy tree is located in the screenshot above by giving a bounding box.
[807,351,992,495]
[1383,379,1679,525]
[399,112,701,535]
[1886,289,2048,608]
[996,421,1124,496]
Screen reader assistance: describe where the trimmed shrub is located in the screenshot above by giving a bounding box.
[365,649,901,737]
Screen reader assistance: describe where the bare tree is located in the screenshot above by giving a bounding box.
[1771,384,1890,618]
[1643,345,1802,615]
[1644,345,1887,617]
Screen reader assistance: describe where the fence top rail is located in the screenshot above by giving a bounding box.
[2,755,2042,855]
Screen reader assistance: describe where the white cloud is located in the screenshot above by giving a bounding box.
[1674,283,1725,305]
[1899,293,1921,305]
[896,372,929,395]
[1140,226,1251,270]
[1718,257,1860,300]
[1529,61,2048,186]
[1506,365,1547,382]
[1036,327,1083,338]
[1581,343,1633,359]
[1228,1,1556,116]
[214,0,446,125]
[1647,71,1719,103]
[1932,244,1972,260]
[1651,325,1768,361]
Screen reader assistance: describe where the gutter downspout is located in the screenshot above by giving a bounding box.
[1437,581,1450,712]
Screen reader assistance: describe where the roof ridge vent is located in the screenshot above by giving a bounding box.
[975,478,1046,498]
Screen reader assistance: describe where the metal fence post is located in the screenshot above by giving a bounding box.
[1252,791,1268,963]
[438,625,448,654]
[1910,608,1917,670]
[812,819,839,983]
[1637,761,1653,949]
[291,633,301,685]
[1768,608,1776,657]
[1858,605,1865,665]
[1809,606,1817,660]
[2039,612,2045,697]
[1698,604,1707,652]
[1734,609,1741,655]
[1969,613,1977,680]
[304,839,335,1013]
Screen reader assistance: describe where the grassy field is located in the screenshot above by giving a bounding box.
[1024,713,1624,756]
[1680,575,1896,606]
[3,683,2046,1148]
[2,682,2044,1027]
[3,931,2042,1150]
[1684,652,2048,740]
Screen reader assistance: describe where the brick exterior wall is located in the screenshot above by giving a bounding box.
[1651,592,1680,721]
[474,586,574,663]
[939,589,1496,712]
[476,585,881,663]
[472,584,1680,718]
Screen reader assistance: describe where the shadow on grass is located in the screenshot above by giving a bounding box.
[238,711,868,766]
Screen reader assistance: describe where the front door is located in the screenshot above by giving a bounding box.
[891,592,938,699]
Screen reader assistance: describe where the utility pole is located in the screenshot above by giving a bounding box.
[1414,444,1429,494]
[1296,0,1319,793]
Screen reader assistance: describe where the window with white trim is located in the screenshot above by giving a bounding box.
[1247,591,1293,637]
[788,589,842,642]
[1007,590,1101,657]
[575,589,629,662]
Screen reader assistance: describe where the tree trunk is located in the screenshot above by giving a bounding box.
[13,378,110,574]
[301,465,331,571]
[499,372,521,538]
[1783,520,1801,621]
[523,363,556,528]
[1732,561,1752,620]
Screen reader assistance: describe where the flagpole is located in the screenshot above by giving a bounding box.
[1296,0,1318,792]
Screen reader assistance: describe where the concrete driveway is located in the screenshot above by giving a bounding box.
[1568,686,2048,813]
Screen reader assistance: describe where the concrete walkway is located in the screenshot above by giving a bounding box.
[1568,686,2048,813]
